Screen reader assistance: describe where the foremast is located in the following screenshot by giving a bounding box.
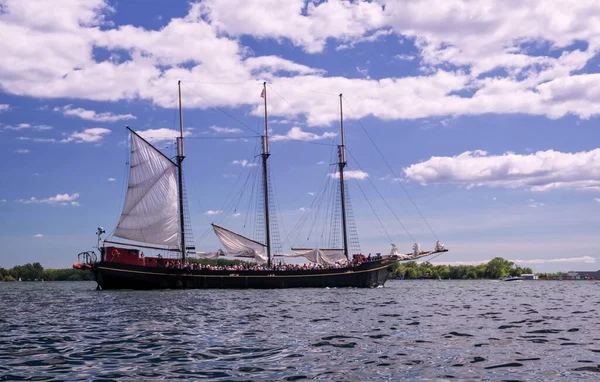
[338,94,349,261]
[261,82,272,267]
[177,80,186,263]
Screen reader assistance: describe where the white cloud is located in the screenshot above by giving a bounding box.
[405,149,600,191]
[271,126,336,142]
[62,127,111,143]
[298,207,306,212]
[3,123,52,131]
[394,54,416,61]
[204,210,223,215]
[20,193,80,206]
[308,192,315,196]
[107,177,116,182]
[316,161,325,165]
[232,212,241,217]
[433,256,596,266]
[34,234,44,238]
[594,198,600,203]
[1,199,6,203]
[329,169,369,180]
[55,105,136,122]
[232,159,257,167]
[528,199,545,208]
[492,197,497,201]
[136,128,190,143]
[512,256,596,265]
[15,149,29,154]
[208,125,242,134]
[3,0,600,127]
[0,104,9,112]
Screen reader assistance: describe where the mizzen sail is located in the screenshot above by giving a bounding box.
[212,224,267,264]
[287,248,347,265]
[114,133,180,246]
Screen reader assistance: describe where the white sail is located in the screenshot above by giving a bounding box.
[114,133,180,246]
[212,224,267,264]
[193,249,225,260]
[286,248,347,265]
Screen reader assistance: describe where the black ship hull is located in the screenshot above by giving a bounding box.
[93,257,397,290]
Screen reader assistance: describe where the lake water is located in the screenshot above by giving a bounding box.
[1,280,599,380]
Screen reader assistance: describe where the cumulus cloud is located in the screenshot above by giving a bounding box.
[137,128,190,143]
[2,123,52,131]
[0,104,9,112]
[15,149,29,154]
[20,193,80,206]
[271,126,336,142]
[298,207,306,212]
[62,128,111,143]
[308,192,315,196]
[204,210,223,215]
[232,159,257,167]
[404,149,600,191]
[34,234,44,238]
[55,105,136,122]
[2,0,600,126]
[329,169,369,180]
[433,256,596,266]
[107,177,116,182]
[232,212,241,217]
[594,198,600,203]
[208,125,242,134]
[512,256,596,265]
[528,199,545,208]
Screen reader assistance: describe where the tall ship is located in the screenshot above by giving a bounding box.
[74,82,447,289]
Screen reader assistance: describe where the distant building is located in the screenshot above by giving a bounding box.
[521,273,538,280]
[572,270,600,280]
[564,272,580,280]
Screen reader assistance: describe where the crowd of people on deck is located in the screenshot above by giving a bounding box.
[152,252,384,271]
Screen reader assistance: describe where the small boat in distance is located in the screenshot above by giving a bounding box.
[74,82,448,289]
[501,275,523,282]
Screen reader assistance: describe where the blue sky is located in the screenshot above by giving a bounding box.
[1,0,600,272]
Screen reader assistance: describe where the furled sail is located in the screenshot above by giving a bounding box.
[114,133,180,246]
[212,224,267,264]
[286,248,347,265]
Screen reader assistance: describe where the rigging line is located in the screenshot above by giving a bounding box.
[268,83,338,96]
[181,82,262,136]
[345,147,416,243]
[352,178,394,244]
[284,173,328,243]
[266,84,339,145]
[181,80,260,85]
[109,129,130,239]
[185,135,259,140]
[342,96,440,241]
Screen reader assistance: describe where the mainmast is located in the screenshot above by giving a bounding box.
[338,94,349,261]
[177,80,186,263]
[262,82,272,267]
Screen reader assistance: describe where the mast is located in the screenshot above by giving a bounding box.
[262,82,272,267]
[177,80,186,263]
[338,94,349,261]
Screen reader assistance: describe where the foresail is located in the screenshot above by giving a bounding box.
[114,133,180,246]
[212,224,267,264]
[287,248,347,265]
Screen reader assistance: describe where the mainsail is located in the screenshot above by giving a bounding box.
[286,248,347,265]
[114,133,180,246]
[212,224,267,264]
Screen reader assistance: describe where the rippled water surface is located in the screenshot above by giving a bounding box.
[1,280,600,380]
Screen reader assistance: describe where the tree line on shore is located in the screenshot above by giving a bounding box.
[0,262,94,282]
[391,257,534,279]
[2,257,538,282]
